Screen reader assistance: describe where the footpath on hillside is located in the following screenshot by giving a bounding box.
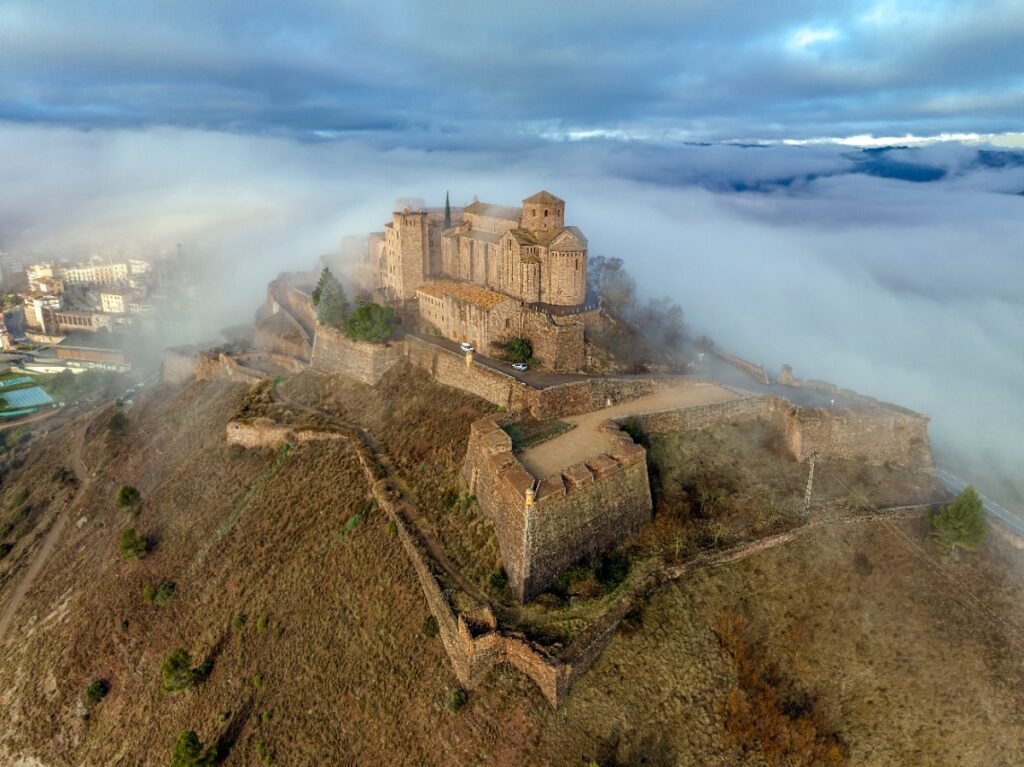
[519,382,739,478]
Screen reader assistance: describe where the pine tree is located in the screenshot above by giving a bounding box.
[311,267,331,306]
[929,486,987,562]
[315,271,350,329]
[169,730,216,767]
[444,191,452,229]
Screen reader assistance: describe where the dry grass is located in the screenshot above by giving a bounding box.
[0,367,1020,766]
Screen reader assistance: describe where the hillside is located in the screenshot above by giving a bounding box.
[0,366,1022,765]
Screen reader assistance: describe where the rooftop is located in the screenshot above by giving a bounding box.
[416,280,512,309]
[523,190,563,205]
[463,201,521,220]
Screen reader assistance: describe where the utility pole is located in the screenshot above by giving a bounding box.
[803,452,818,515]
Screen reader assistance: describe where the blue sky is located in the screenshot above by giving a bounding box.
[1,0,1023,144]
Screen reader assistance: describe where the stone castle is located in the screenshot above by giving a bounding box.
[371,192,593,372]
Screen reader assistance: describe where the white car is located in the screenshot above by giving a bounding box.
[512,362,529,371]
[459,342,475,352]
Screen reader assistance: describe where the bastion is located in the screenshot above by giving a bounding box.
[464,412,652,602]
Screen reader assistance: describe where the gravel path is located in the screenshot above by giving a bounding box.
[519,383,739,478]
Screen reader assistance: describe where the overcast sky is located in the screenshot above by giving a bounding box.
[0,4,1021,504]
[1,0,1023,144]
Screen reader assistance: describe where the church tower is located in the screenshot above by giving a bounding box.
[521,191,564,232]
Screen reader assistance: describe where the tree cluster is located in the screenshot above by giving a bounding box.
[343,302,399,344]
[929,486,987,562]
[587,256,693,371]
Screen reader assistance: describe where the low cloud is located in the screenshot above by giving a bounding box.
[0,123,1020,508]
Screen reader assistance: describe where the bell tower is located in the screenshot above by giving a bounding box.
[522,191,564,232]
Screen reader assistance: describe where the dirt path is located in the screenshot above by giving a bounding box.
[520,382,739,478]
[0,412,92,643]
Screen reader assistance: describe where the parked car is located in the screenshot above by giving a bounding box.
[459,342,474,352]
[512,362,529,371]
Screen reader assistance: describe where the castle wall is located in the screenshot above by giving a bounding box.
[266,277,316,338]
[780,404,932,466]
[620,394,770,434]
[709,348,770,385]
[310,324,403,385]
[225,419,346,448]
[464,414,652,602]
[522,310,584,373]
[254,309,313,362]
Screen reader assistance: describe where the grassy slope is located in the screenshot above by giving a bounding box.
[0,368,1020,765]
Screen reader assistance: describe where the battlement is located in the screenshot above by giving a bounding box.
[465,412,652,602]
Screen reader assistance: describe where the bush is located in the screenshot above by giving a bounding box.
[143,579,176,606]
[169,730,217,767]
[343,302,398,343]
[119,528,148,560]
[930,486,987,562]
[505,337,533,363]
[227,443,246,460]
[446,686,469,713]
[161,648,206,693]
[85,679,109,704]
[488,569,508,589]
[107,411,128,436]
[421,615,439,638]
[116,484,141,509]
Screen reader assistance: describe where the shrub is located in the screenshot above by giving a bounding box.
[227,443,246,460]
[161,648,206,693]
[930,486,987,562]
[446,686,469,713]
[116,484,141,509]
[256,616,268,632]
[169,730,217,767]
[505,337,533,363]
[107,411,128,436]
[421,616,439,638]
[143,579,176,606]
[488,569,508,589]
[85,679,109,704]
[343,302,398,343]
[119,528,148,560]
[0,542,12,559]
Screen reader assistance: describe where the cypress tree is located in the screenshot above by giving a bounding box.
[444,191,452,229]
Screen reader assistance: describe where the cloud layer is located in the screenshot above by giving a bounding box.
[2,1,1024,142]
[0,124,1021,507]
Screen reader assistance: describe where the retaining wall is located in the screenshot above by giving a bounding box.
[311,324,404,385]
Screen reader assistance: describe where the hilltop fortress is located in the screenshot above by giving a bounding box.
[164,189,939,705]
[371,192,594,372]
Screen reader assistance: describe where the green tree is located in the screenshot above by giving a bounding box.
[505,337,532,363]
[930,486,987,562]
[161,648,207,693]
[116,484,141,509]
[85,679,109,704]
[444,190,452,229]
[107,411,129,436]
[144,579,177,606]
[119,528,148,560]
[315,269,350,328]
[343,302,398,343]
[169,730,217,767]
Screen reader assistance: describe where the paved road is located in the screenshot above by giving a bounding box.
[0,410,93,643]
[519,382,739,478]
[936,467,1024,537]
[408,331,589,389]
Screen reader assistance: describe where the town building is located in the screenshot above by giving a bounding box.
[100,287,136,314]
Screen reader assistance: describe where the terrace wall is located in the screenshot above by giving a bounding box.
[310,324,403,385]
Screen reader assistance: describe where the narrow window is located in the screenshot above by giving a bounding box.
[544,209,548,217]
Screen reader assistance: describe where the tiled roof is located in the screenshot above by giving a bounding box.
[463,201,521,220]
[522,190,563,205]
[416,280,512,309]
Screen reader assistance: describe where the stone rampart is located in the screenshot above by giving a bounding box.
[254,309,313,362]
[464,413,652,601]
[619,394,770,434]
[266,274,317,338]
[710,348,770,385]
[310,324,403,385]
[225,418,347,448]
[522,310,584,373]
[405,334,534,410]
[531,376,691,420]
[162,346,201,384]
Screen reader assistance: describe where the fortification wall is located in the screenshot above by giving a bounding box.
[464,414,652,601]
[710,348,770,385]
[310,324,403,385]
[266,276,317,338]
[620,394,770,434]
[522,311,584,373]
[780,404,932,466]
[225,419,347,448]
[532,376,688,420]
[405,334,534,410]
[254,310,313,362]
